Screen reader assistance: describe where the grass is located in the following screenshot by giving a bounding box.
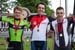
[47,38,54,50]
[0,37,7,50]
[0,37,53,50]
[0,37,75,50]
[24,38,54,50]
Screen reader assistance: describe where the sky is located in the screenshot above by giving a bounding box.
[49,0,74,16]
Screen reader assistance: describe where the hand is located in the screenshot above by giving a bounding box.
[47,30,54,38]
[66,14,74,19]
[49,30,54,33]
[29,38,31,42]
[5,13,14,17]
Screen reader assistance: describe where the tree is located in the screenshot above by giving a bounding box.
[46,6,54,16]
[0,0,19,13]
[8,0,19,9]
[17,0,53,16]
[0,0,9,13]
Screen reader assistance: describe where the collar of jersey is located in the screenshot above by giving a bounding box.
[14,18,20,20]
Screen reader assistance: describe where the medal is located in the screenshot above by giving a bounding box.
[37,28,39,32]
[60,33,63,37]
[58,19,64,37]
[14,19,21,35]
[37,17,41,32]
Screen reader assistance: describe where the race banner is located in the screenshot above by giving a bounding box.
[0,22,9,37]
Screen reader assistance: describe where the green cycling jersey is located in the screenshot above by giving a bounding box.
[0,16,30,42]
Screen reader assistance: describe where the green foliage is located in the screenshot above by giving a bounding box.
[0,37,53,50]
[17,0,53,16]
[0,0,8,2]
[46,6,54,16]
[0,0,9,13]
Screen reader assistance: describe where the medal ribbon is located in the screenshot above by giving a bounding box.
[37,16,42,28]
[14,19,21,34]
[58,19,65,47]
[58,19,64,33]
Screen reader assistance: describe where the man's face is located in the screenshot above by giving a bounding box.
[56,9,64,18]
[37,4,45,15]
[14,9,22,19]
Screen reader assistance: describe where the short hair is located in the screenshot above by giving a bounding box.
[56,7,64,11]
[35,2,46,8]
[14,6,23,13]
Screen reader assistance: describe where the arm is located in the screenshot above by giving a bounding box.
[27,15,33,29]
[2,16,10,22]
[24,20,31,29]
[71,22,75,36]
[66,15,75,23]
[47,22,54,38]
[0,15,10,23]
[67,16,75,40]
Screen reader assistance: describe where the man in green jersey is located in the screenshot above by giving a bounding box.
[0,6,30,50]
